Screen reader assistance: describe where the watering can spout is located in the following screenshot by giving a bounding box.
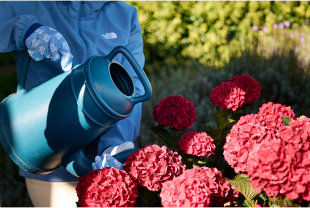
[0,46,152,177]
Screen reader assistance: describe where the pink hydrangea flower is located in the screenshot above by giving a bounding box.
[258,102,296,130]
[123,144,186,192]
[229,74,261,104]
[210,82,246,111]
[178,131,215,157]
[152,94,197,130]
[76,167,138,207]
[229,115,310,202]
[160,167,239,207]
[224,114,276,174]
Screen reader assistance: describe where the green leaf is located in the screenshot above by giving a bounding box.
[197,160,207,164]
[218,117,236,129]
[268,197,300,207]
[150,126,171,148]
[237,195,248,207]
[219,108,232,117]
[187,157,194,162]
[171,129,182,151]
[259,191,268,207]
[282,117,294,126]
[76,202,81,207]
[201,126,222,143]
[227,174,258,206]
[212,107,221,125]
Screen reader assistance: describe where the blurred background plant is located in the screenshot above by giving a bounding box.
[1,1,310,206]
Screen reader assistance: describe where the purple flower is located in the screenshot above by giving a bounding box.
[262,26,268,32]
[306,18,309,23]
[252,25,259,31]
[279,23,284,29]
[284,21,290,27]
[290,34,294,39]
[273,24,278,29]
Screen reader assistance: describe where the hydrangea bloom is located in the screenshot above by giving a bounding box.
[227,114,310,202]
[229,74,261,104]
[123,144,186,192]
[160,167,239,207]
[210,82,246,111]
[152,94,197,130]
[246,131,310,202]
[258,102,296,130]
[224,114,276,174]
[76,167,138,207]
[178,131,215,157]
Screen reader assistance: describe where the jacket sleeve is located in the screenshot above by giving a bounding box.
[97,8,146,155]
[0,3,39,52]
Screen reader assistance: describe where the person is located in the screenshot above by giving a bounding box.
[0,1,145,207]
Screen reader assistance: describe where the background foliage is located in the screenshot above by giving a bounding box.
[128,1,310,72]
[0,1,310,206]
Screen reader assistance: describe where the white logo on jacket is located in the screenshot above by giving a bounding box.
[102,32,117,39]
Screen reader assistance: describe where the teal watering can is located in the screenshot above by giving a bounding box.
[0,46,152,177]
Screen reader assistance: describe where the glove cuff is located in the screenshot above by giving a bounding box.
[23,23,44,47]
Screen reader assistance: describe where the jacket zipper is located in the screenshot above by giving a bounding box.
[78,1,90,59]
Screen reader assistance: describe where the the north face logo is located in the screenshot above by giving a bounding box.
[102,32,117,39]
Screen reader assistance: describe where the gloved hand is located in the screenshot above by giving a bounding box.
[25,26,73,71]
[92,141,135,170]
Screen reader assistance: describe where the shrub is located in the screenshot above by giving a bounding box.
[127,1,310,72]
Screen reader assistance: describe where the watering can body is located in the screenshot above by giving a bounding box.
[0,46,152,177]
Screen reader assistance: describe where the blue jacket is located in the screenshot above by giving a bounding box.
[0,1,145,181]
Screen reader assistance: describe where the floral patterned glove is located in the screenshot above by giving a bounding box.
[92,141,135,170]
[25,26,73,71]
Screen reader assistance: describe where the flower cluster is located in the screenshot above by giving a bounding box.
[225,111,310,201]
[247,117,310,201]
[229,74,262,104]
[160,167,239,207]
[123,144,186,192]
[152,94,197,130]
[223,114,276,174]
[178,131,215,157]
[258,102,296,130]
[76,167,138,207]
[210,82,246,111]
[224,102,297,175]
[210,75,261,111]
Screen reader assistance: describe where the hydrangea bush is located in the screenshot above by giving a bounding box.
[76,73,310,207]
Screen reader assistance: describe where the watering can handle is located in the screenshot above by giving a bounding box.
[105,46,152,105]
[17,52,31,93]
